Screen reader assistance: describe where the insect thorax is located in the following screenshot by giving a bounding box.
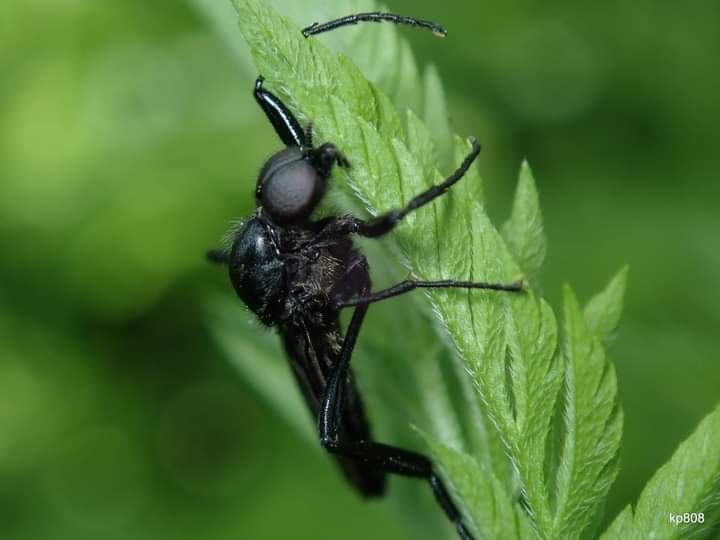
[228,216,365,327]
[228,218,284,325]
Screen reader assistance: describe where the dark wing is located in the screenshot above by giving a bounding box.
[280,318,386,498]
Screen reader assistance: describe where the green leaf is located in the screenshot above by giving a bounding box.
[552,286,623,539]
[423,64,454,172]
[601,403,720,540]
[584,266,629,342]
[502,160,546,289]
[601,506,634,540]
[505,293,563,533]
[421,432,535,540]
[208,295,315,443]
[216,2,631,539]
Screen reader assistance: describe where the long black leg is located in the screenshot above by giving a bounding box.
[337,278,524,309]
[253,76,307,148]
[319,299,475,540]
[302,12,447,38]
[313,138,481,241]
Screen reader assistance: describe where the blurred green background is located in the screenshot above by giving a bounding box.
[1,0,718,539]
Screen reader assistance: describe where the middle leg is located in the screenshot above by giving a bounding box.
[336,278,525,309]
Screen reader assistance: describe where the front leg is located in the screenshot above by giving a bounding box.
[302,12,447,38]
[313,138,481,241]
[336,278,525,309]
[318,299,476,540]
[254,76,307,148]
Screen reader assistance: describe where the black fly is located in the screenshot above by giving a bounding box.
[208,13,524,540]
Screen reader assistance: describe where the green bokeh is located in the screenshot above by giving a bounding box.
[1,0,718,538]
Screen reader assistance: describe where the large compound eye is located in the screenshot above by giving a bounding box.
[257,148,324,225]
[261,159,321,224]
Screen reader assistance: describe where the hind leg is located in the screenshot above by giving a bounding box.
[318,299,475,540]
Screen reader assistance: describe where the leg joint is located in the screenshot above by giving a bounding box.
[320,434,341,453]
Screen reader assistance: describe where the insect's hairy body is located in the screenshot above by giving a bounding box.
[227,210,386,495]
[228,213,365,328]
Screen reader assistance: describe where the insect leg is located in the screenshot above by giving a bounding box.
[313,139,481,240]
[253,76,307,148]
[302,12,447,38]
[319,299,476,540]
[337,278,524,309]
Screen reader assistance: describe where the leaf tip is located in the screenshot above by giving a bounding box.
[562,283,579,308]
[614,265,630,296]
[518,159,538,189]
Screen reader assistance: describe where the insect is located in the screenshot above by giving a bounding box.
[208,12,524,540]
